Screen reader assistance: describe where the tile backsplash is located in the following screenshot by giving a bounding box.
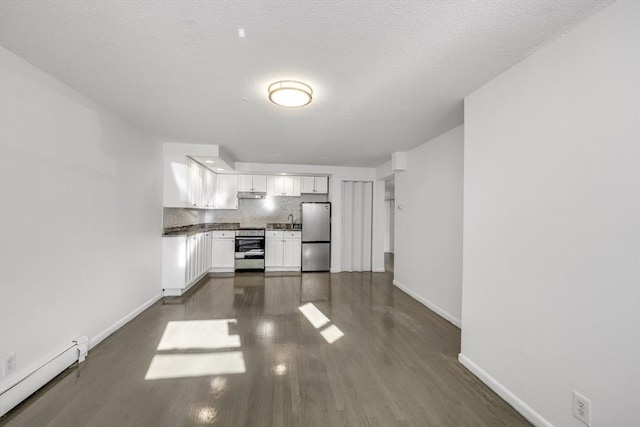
[163,194,327,229]
[163,208,215,228]
[214,194,327,227]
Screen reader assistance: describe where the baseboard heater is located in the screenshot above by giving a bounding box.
[0,336,88,417]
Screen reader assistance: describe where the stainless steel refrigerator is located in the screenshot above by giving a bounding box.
[301,202,331,272]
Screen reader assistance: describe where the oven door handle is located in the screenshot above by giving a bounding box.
[235,237,265,240]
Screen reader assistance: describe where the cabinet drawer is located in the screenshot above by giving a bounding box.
[284,231,301,239]
[266,230,284,239]
[211,230,235,238]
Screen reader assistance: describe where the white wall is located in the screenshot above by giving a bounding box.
[234,162,384,272]
[460,1,640,426]
[384,200,394,253]
[394,125,464,326]
[0,46,163,400]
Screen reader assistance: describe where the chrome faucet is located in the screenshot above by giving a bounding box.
[288,214,294,227]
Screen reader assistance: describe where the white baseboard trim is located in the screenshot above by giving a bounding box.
[163,270,210,297]
[458,354,553,427]
[209,268,234,273]
[265,267,301,272]
[330,269,341,273]
[89,292,163,349]
[373,268,386,273]
[392,279,461,328]
[0,343,78,416]
[0,292,163,417]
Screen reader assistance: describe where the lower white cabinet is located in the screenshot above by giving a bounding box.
[211,230,235,272]
[265,230,301,271]
[162,232,213,296]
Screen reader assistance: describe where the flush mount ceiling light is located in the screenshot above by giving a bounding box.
[268,80,313,108]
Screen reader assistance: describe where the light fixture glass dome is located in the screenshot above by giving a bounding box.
[268,80,313,107]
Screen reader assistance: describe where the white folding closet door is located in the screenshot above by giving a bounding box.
[341,181,373,272]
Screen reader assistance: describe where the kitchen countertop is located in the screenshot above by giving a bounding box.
[163,223,240,237]
[265,223,302,231]
[163,222,302,236]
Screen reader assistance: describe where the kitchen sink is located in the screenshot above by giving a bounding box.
[266,223,302,230]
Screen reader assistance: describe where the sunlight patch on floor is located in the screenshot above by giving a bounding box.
[298,302,330,329]
[298,302,344,344]
[157,319,240,351]
[320,324,344,344]
[145,352,246,380]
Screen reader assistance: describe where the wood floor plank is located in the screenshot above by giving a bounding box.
[1,261,530,427]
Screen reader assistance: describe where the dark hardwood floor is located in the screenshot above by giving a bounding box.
[384,252,394,274]
[1,270,529,426]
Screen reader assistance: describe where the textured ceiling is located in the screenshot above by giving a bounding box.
[0,0,613,167]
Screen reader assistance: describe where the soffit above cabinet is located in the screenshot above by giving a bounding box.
[191,156,234,174]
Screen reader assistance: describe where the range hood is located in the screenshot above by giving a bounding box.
[237,191,266,199]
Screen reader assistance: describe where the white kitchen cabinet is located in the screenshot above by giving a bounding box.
[203,232,212,271]
[265,230,301,271]
[267,176,301,197]
[204,169,217,208]
[266,176,282,196]
[314,177,328,194]
[211,230,235,272]
[187,232,211,285]
[265,235,283,269]
[238,175,267,193]
[301,177,314,194]
[186,157,218,208]
[253,175,267,192]
[215,174,238,209]
[283,237,302,268]
[186,157,199,207]
[163,231,213,296]
[284,176,301,196]
[301,176,328,194]
[198,167,206,206]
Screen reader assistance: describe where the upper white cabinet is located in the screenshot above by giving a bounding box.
[203,168,216,208]
[267,176,301,197]
[301,176,328,194]
[215,174,238,209]
[238,175,267,193]
[185,157,238,209]
[176,159,328,208]
[162,143,232,207]
[186,157,220,208]
[266,176,281,195]
[187,157,204,207]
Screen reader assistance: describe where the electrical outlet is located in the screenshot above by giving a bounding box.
[573,391,591,426]
[4,353,16,376]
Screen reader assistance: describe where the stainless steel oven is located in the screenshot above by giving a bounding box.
[235,228,265,271]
